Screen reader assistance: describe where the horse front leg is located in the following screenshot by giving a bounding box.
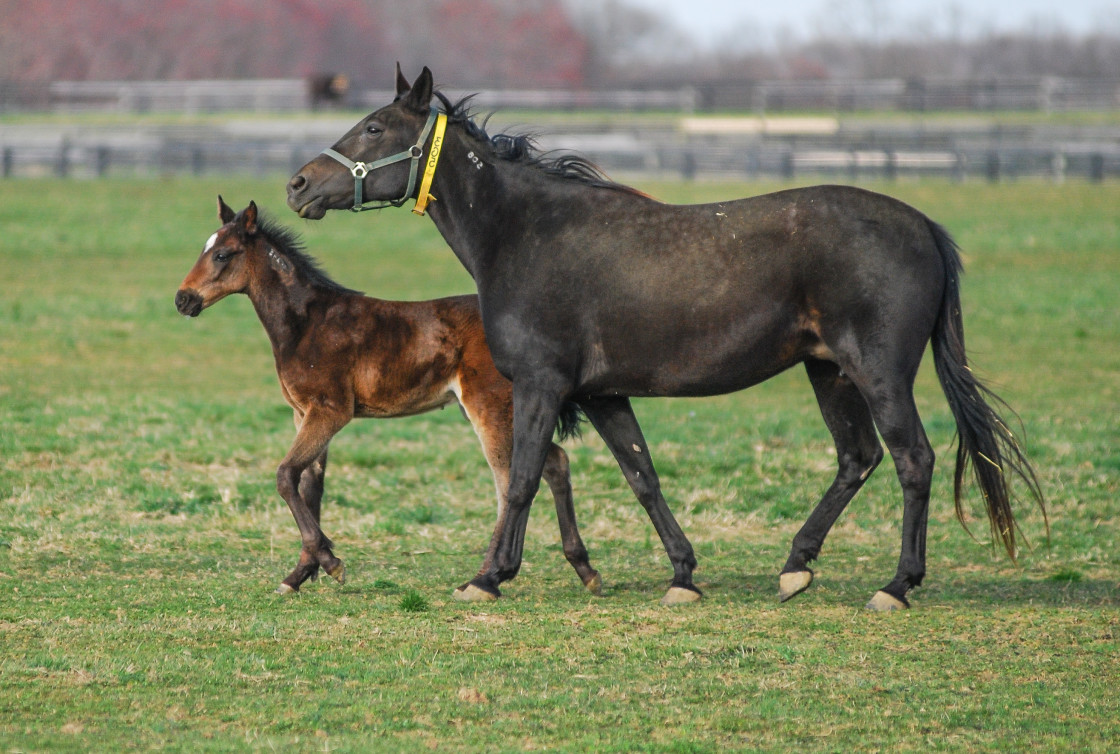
[457,379,564,600]
[275,408,349,595]
[579,396,700,606]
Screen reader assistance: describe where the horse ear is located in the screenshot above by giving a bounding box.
[218,195,235,224]
[402,66,433,113]
[243,201,259,235]
[394,62,410,96]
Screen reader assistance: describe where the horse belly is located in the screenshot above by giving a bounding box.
[579,308,810,398]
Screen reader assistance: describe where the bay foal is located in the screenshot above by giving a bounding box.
[175,197,600,596]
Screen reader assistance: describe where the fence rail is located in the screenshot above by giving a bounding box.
[4,76,1120,115]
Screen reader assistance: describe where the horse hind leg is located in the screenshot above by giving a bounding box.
[853,376,935,611]
[779,359,884,603]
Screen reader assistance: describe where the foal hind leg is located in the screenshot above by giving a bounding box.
[541,444,601,594]
[462,379,567,598]
[452,381,599,601]
[276,407,349,594]
[579,396,699,606]
[779,359,883,602]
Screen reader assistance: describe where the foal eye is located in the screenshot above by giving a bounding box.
[213,252,229,263]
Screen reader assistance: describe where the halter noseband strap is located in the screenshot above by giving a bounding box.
[321,107,442,212]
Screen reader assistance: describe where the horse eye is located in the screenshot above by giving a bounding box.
[365,124,383,136]
[213,252,229,263]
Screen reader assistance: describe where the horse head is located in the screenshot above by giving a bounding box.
[287,65,438,218]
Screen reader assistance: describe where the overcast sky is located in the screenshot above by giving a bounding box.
[623,0,1119,48]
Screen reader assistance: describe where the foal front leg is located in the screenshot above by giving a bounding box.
[276,407,349,595]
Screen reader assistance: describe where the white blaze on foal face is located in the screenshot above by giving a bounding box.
[203,233,219,255]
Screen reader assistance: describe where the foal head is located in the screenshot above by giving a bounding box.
[175,196,280,317]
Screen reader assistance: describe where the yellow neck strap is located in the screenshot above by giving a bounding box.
[412,112,448,216]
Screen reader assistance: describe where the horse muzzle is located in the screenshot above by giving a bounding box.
[175,289,204,317]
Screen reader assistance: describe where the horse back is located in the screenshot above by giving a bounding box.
[484,184,947,397]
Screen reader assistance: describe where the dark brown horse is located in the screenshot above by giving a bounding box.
[286,66,1045,610]
[175,197,601,597]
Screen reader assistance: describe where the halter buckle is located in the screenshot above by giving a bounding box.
[350,163,369,179]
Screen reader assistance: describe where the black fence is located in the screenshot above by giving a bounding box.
[6,128,1111,182]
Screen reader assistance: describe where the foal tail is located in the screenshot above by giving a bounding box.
[926,220,1047,560]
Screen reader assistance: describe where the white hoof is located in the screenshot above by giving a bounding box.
[275,583,297,596]
[584,573,603,596]
[453,584,499,602]
[660,586,702,606]
[778,571,813,603]
[866,590,909,611]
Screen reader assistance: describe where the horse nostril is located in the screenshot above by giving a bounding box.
[287,173,307,195]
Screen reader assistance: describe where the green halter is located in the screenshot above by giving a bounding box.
[320,107,440,212]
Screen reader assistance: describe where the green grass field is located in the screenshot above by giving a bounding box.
[1,175,1117,752]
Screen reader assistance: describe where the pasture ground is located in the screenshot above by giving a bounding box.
[1,176,1117,752]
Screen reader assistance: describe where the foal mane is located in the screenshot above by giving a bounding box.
[434,91,652,199]
[254,212,362,296]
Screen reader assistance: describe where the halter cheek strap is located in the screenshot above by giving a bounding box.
[320,107,443,213]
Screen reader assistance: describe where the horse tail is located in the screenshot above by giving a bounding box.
[926,219,1047,559]
[555,401,586,443]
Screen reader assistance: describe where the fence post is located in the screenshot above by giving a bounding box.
[191,147,204,176]
[885,150,898,182]
[56,139,71,178]
[2,147,12,178]
[985,151,1000,183]
[1089,153,1105,182]
[781,151,794,180]
[95,146,111,177]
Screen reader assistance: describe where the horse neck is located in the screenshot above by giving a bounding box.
[425,130,561,280]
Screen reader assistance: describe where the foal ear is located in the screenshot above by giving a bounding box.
[242,200,259,235]
[402,66,433,113]
[217,195,236,224]
[394,62,410,96]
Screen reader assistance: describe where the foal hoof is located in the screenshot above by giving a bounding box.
[326,562,346,585]
[275,583,298,596]
[453,584,499,603]
[778,571,813,603]
[660,586,702,607]
[866,590,909,611]
[584,572,603,596]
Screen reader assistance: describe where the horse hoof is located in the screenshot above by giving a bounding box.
[778,571,813,603]
[326,562,346,585]
[866,590,909,611]
[584,573,603,596]
[453,584,499,603]
[275,583,298,596]
[660,586,702,606]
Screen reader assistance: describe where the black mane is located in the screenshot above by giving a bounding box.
[255,212,362,296]
[435,91,649,197]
